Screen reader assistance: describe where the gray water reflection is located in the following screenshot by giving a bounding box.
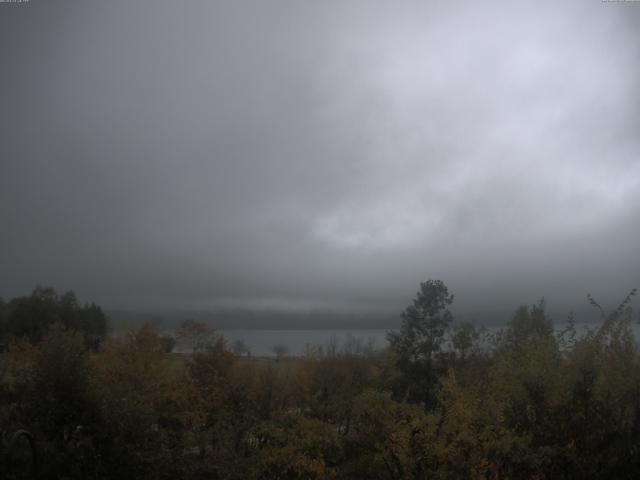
[173,322,640,357]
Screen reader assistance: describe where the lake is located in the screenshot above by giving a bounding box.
[178,322,631,356]
[218,329,388,356]
[172,329,389,357]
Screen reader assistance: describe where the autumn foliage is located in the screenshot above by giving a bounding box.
[1,285,640,479]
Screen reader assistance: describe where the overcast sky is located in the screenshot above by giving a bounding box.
[1,1,639,320]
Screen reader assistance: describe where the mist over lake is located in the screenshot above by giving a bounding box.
[178,321,640,357]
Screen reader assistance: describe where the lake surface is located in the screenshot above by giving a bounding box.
[184,329,390,357]
[171,322,639,357]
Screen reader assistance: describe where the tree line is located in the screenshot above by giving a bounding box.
[1,282,639,479]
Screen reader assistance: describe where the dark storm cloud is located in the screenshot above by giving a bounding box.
[1,0,639,318]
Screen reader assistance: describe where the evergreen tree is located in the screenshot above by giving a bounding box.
[387,279,454,408]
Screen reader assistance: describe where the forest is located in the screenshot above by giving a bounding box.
[1,281,640,479]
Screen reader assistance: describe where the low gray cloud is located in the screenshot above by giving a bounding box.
[1,0,639,319]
